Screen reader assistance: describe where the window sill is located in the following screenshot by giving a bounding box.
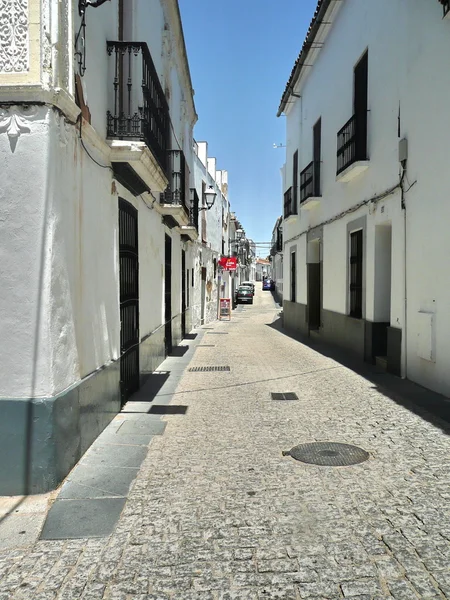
[336,160,369,183]
[283,213,298,223]
[300,196,321,210]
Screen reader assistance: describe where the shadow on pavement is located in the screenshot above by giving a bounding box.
[148,405,188,415]
[267,316,450,435]
[169,345,189,357]
[184,333,198,340]
[135,371,171,400]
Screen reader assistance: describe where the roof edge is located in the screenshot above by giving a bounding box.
[277,0,333,117]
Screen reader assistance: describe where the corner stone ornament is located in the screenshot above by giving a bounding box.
[0,0,29,73]
[0,105,39,150]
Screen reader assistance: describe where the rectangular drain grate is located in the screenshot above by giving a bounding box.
[197,344,216,347]
[189,366,231,372]
[206,332,229,335]
[271,392,298,401]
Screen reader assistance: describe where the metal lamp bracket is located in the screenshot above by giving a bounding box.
[79,0,111,16]
[76,0,111,75]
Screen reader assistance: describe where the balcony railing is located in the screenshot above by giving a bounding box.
[336,113,367,175]
[276,234,283,252]
[189,188,200,230]
[106,41,170,176]
[300,160,321,203]
[160,150,188,213]
[284,186,297,218]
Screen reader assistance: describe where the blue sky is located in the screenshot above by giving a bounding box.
[178,0,318,255]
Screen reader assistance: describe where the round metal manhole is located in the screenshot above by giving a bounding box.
[283,442,369,467]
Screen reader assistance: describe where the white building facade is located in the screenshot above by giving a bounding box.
[191,141,231,326]
[0,0,203,494]
[270,216,283,302]
[279,0,450,397]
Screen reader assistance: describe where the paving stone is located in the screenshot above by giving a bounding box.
[59,466,139,499]
[40,498,126,540]
[2,292,450,599]
[340,578,383,597]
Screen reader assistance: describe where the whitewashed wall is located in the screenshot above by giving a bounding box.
[283,0,450,395]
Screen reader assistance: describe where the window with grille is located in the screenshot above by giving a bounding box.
[293,151,298,210]
[349,230,363,318]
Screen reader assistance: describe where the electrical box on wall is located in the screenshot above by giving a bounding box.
[416,311,435,362]
[399,138,408,164]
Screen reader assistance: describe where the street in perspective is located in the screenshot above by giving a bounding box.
[1,0,450,599]
[1,289,450,599]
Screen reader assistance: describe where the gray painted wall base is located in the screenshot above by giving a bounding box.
[283,300,308,336]
[0,309,190,496]
[0,363,120,496]
[283,302,402,373]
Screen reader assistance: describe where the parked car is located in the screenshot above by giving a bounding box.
[262,278,273,291]
[241,281,255,293]
[236,286,254,304]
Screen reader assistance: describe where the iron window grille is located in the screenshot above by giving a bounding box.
[349,230,363,318]
[293,150,298,208]
[284,187,297,218]
[337,114,367,174]
[118,198,140,403]
[300,160,321,203]
[337,52,368,175]
[276,227,283,252]
[106,41,170,176]
[290,251,296,303]
[189,188,200,230]
[160,150,188,214]
[442,0,450,16]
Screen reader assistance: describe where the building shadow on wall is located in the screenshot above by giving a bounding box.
[267,316,450,435]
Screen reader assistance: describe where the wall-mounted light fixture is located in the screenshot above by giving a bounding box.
[198,185,217,211]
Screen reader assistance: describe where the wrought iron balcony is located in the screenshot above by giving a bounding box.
[160,150,188,210]
[189,188,200,230]
[300,160,321,203]
[284,186,297,218]
[276,234,283,253]
[337,113,367,175]
[106,41,170,176]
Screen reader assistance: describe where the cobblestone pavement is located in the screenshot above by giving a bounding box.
[2,290,450,599]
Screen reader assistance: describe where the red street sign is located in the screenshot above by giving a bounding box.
[219,257,237,271]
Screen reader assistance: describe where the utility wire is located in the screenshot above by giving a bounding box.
[284,181,402,246]
[77,115,160,211]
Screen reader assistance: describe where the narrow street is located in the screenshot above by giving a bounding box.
[1,289,450,600]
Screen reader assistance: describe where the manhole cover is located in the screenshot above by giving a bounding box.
[283,442,369,466]
[271,392,298,401]
[188,366,231,372]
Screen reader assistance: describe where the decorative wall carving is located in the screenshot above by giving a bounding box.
[0,105,40,150]
[0,0,30,74]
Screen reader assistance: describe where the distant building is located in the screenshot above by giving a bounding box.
[255,259,271,282]
[270,217,283,301]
